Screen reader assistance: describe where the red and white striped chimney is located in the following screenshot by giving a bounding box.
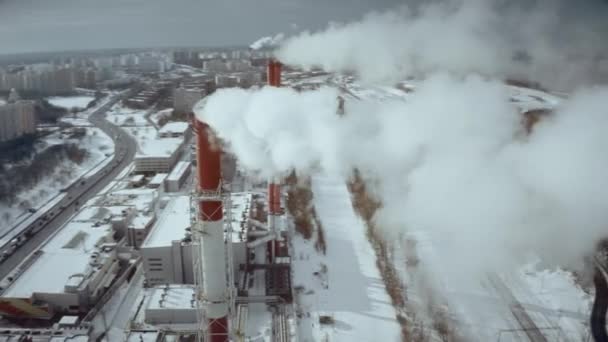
[267,60,282,233]
[194,119,228,342]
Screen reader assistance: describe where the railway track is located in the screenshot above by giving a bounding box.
[487,274,548,342]
[272,305,290,342]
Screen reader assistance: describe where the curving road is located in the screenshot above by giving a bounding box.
[592,258,608,342]
[0,93,137,279]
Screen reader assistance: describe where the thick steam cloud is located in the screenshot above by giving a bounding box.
[277,0,608,88]
[196,74,608,275]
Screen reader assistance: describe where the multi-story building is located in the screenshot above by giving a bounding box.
[137,55,167,73]
[0,65,76,95]
[140,196,195,286]
[203,59,229,73]
[173,86,205,114]
[140,192,252,287]
[157,122,191,139]
[134,136,185,174]
[0,89,36,143]
[215,74,239,88]
[165,161,191,193]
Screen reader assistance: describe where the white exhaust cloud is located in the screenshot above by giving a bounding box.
[276,0,607,88]
[196,74,608,275]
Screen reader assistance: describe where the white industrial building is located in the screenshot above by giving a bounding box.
[98,188,158,248]
[165,161,191,193]
[140,193,253,287]
[140,196,194,286]
[144,285,197,325]
[158,121,191,139]
[134,136,185,173]
[0,208,120,319]
[148,173,168,190]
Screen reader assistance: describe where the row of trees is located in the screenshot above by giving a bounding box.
[0,143,88,206]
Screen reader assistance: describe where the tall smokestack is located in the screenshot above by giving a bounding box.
[267,60,282,262]
[267,60,282,231]
[194,119,228,342]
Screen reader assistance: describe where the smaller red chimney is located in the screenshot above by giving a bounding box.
[267,60,282,87]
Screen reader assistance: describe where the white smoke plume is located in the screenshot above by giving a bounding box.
[276,0,608,88]
[196,74,608,276]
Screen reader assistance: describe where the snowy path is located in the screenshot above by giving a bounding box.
[291,174,401,342]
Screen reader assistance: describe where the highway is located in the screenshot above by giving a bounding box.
[0,92,137,279]
[592,257,608,342]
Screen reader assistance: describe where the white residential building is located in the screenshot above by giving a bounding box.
[0,89,36,143]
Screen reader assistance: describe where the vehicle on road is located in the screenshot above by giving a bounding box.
[27,208,37,213]
[10,237,23,248]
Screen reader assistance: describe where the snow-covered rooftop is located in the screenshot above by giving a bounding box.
[47,96,95,110]
[158,122,189,135]
[3,213,113,298]
[127,332,159,342]
[146,285,196,310]
[149,173,167,186]
[137,137,183,158]
[142,196,190,248]
[166,161,191,182]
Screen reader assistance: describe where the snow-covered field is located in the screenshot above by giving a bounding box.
[283,73,592,341]
[47,96,95,110]
[107,104,150,126]
[0,127,114,232]
[149,108,172,126]
[291,174,401,342]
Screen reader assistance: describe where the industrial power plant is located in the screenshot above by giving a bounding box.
[191,60,292,342]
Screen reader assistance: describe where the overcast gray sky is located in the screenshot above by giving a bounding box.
[0,0,402,54]
[0,0,606,55]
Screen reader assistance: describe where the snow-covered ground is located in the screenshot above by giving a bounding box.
[291,174,401,342]
[58,93,115,126]
[394,228,592,341]
[107,104,150,126]
[149,108,172,126]
[0,127,114,234]
[282,73,592,341]
[47,96,95,110]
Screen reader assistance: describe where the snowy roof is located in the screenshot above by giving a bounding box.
[149,173,168,186]
[166,161,191,182]
[58,315,79,325]
[102,188,157,212]
[130,174,145,183]
[47,96,94,110]
[129,212,156,230]
[137,137,183,158]
[127,332,159,342]
[146,285,196,310]
[142,196,190,248]
[3,220,113,298]
[158,122,189,135]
